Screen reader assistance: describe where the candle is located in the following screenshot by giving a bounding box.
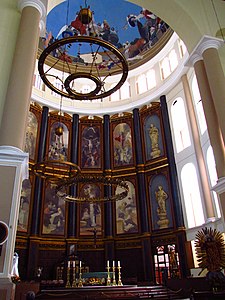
[118,261,120,267]
[80,261,82,268]
[73,261,75,268]
[68,261,70,268]
[113,260,115,268]
[107,260,109,267]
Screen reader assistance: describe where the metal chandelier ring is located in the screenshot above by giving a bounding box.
[38,36,128,100]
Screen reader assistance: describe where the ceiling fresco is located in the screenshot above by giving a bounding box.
[43,0,169,63]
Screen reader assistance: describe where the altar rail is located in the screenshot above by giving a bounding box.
[34,285,186,300]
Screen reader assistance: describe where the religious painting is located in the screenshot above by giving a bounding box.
[17,179,31,232]
[79,184,102,236]
[144,114,164,161]
[149,174,173,230]
[113,122,133,167]
[46,1,169,67]
[81,125,101,168]
[24,111,38,160]
[115,180,138,234]
[48,122,69,161]
[42,183,65,235]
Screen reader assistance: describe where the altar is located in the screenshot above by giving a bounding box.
[35,285,184,300]
[82,272,113,285]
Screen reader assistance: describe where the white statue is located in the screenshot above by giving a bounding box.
[11,252,19,278]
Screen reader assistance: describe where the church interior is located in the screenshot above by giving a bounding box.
[0,0,225,299]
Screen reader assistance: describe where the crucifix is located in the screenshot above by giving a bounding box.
[88,227,100,248]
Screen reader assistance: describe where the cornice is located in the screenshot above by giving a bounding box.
[18,0,46,18]
[18,0,47,35]
[186,35,224,67]
[211,177,225,195]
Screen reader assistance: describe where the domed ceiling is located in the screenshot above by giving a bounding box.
[44,0,170,67]
[37,0,174,114]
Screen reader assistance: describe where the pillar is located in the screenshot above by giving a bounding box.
[103,115,115,261]
[68,114,79,238]
[202,47,225,143]
[103,115,113,239]
[133,108,149,233]
[0,0,46,149]
[0,1,46,298]
[181,74,215,220]
[27,106,48,280]
[187,36,225,224]
[31,106,49,235]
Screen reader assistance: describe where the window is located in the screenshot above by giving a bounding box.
[51,79,62,98]
[33,73,43,90]
[181,163,205,228]
[171,97,191,153]
[192,75,207,134]
[120,81,130,100]
[160,57,171,80]
[160,49,178,80]
[206,146,221,218]
[178,39,187,58]
[110,83,120,102]
[146,69,156,90]
[136,74,147,94]
[169,49,178,72]
[154,244,180,284]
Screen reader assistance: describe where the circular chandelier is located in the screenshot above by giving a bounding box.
[56,175,129,203]
[32,160,129,203]
[38,4,128,101]
[32,160,81,183]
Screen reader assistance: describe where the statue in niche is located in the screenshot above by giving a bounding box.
[149,123,161,158]
[155,185,169,229]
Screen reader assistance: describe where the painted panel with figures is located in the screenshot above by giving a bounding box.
[42,183,66,235]
[113,122,133,167]
[79,184,102,236]
[17,179,32,232]
[115,180,138,234]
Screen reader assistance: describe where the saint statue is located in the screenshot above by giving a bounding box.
[149,123,161,158]
[155,185,169,229]
[155,185,167,214]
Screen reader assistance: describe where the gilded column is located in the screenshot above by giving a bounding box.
[181,74,215,220]
[0,0,46,149]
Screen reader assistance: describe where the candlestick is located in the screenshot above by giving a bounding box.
[106,263,111,286]
[78,261,83,287]
[112,264,117,286]
[72,264,76,287]
[117,265,123,286]
[65,264,71,288]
